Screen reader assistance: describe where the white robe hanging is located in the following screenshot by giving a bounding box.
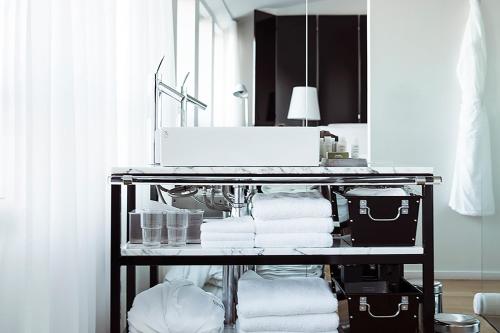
[449,0,495,216]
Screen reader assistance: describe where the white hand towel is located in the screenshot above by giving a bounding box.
[201,240,255,248]
[237,271,338,317]
[473,293,500,316]
[201,232,255,242]
[238,312,339,332]
[251,192,332,220]
[255,217,333,234]
[345,187,408,197]
[255,233,332,248]
[201,216,255,233]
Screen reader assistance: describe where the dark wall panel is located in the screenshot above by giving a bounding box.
[275,16,317,126]
[360,15,367,123]
[318,15,359,124]
[254,11,276,126]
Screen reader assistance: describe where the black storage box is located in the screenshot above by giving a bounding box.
[340,279,421,333]
[346,194,421,246]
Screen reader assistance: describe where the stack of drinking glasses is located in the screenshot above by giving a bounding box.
[166,210,189,247]
[138,209,203,248]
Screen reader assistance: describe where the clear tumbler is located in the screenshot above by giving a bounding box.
[141,211,163,248]
[166,210,189,247]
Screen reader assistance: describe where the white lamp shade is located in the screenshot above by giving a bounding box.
[287,86,321,121]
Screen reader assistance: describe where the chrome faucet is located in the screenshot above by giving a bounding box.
[153,56,207,164]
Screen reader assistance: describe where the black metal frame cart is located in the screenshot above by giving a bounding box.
[109,167,440,333]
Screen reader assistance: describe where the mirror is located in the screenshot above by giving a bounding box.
[164,0,367,127]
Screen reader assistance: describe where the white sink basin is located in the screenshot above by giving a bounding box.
[155,127,319,167]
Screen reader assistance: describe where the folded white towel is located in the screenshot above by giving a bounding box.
[255,217,334,234]
[256,265,323,279]
[237,271,338,318]
[201,232,255,242]
[237,324,338,333]
[251,192,332,220]
[201,240,255,248]
[201,216,255,233]
[345,187,408,197]
[238,312,339,332]
[255,233,332,248]
[474,293,500,316]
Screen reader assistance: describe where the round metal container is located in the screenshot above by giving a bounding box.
[434,313,480,333]
[408,279,443,313]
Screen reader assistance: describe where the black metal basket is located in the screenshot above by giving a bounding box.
[338,278,421,333]
[346,195,421,247]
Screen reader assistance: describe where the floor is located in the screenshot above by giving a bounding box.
[441,279,500,333]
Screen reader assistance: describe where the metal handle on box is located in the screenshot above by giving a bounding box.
[359,296,409,319]
[359,200,409,222]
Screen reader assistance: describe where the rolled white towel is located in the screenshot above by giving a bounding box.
[237,271,338,318]
[255,217,334,234]
[345,187,408,197]
[128,280,225,333]
[255,233,333,248]
[201,216,255,233]
[473,293,500,316]
[201,232,255,242]
[238,312,339,332]
[251,191,332,220]
[201,240,255,248]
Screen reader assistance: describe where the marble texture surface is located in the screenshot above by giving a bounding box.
[111,165,434,175]
[121,243,424,256]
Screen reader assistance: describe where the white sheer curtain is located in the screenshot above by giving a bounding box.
[0,0,175,332]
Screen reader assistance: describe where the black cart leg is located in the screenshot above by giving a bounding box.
[125,185,137,329]
[422,185,435,332]
[111,184,122,333]
[150,266,159,287]
[126,185,136,241]
[126,266,136,312]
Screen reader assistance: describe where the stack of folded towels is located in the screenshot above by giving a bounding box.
[236,271,339,333]
[200,216,255,248]
[251,191,334,248]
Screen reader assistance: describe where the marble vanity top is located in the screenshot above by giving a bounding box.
[111,165,434,175]
[121,243,424,256]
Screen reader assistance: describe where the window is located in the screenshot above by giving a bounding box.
[197,3,214,126]
[212,25,224,126]
[174,0,231,127]
[176,0,197,126]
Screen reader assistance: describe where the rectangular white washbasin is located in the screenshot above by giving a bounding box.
[155,127,319,167]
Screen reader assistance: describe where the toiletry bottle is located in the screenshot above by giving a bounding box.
[351,138,360,159]
[320,137,327,160]
[324,136,333,157]
[332,137,337,153]
[337,137,347,153]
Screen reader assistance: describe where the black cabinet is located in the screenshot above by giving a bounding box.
[255,12,367,126]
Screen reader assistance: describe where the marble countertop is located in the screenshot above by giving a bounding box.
[111,165,434,175]
[121,243,424,256]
